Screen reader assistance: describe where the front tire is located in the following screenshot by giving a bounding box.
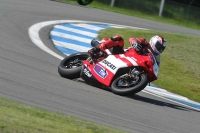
[58,52,89,79]
[111,73,148,96]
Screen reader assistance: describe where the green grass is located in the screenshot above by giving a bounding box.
[0,97,126,133]
[97,28,200,102]
[61,0,200,30]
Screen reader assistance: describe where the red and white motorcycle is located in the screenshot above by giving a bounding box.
[58,44,159,96]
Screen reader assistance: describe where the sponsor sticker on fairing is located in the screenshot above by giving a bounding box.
[83,68,92,77]
[94,64,108,78]
[101,60,116,70]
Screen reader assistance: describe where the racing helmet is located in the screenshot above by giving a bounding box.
[149,35,166,55]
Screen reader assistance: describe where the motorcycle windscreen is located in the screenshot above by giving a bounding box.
[149,54,159,78]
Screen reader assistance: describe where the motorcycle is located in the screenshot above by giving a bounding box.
[58,41,159,96]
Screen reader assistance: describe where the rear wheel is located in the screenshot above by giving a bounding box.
[58,52,89,79]
[111,71,148,96]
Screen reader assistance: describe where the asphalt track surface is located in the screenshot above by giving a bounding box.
[0,0,200,133]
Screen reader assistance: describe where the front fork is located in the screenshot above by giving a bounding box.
[120,68,149,85]
[129,68,141,79]
[129,68,150,85]
[117,68,140,83]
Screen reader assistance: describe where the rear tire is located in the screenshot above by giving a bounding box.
[58,52,89,79]
[111,73,148,96]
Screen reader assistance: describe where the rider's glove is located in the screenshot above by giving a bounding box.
[88,47,100,58]
[132,40,142,52]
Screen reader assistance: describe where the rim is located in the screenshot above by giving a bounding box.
[65,57,84,68]
[116,75,140,88]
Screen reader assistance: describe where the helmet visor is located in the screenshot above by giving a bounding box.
[155,41,165,53]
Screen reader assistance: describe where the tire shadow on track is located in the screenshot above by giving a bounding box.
[73,79,200,112]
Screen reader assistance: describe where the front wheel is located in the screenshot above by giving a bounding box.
[58,52,89,79]
[111,72,148,96]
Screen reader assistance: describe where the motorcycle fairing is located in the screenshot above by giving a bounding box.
[81,60,114,87]
[82,54,140,87]
[82,48,159,86]
[98,55,129,74]
[80,64,104,87]
[124,48,159,81]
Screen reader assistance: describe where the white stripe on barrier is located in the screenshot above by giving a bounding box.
[54,25,98,37]
[53,40,91,52]
[70,23,107,31]
[51,31,92,43]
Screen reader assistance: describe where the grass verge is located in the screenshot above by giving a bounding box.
[61,0,200,30]
[0,97,126,133]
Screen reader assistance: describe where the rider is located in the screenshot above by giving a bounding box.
[90,35,124,55]
[129,35,166,66]
[89,35,166,66]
